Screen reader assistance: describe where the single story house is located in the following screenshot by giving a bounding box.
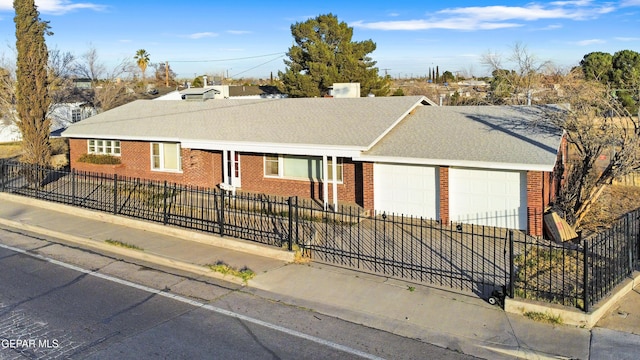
[61,95,565,236]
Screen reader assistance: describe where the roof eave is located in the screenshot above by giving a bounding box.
[353,155,557,172]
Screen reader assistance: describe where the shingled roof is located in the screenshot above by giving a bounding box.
[359,105,564,171]
[62,96,431,156]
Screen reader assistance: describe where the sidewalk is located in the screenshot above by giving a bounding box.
[1,193,638,359]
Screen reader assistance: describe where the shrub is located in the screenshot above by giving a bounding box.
[77,153,121,165]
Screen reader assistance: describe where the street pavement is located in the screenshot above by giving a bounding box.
[0,193,639,360]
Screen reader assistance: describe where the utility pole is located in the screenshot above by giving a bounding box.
[165,61,169,87]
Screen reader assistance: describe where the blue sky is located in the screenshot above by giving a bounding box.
[0,0,639,80]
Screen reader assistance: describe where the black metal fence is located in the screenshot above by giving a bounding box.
[512,209,640,312]
[1,159,639,311]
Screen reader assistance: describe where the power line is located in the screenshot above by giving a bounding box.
[168,52,285,63]
[229,54,286,78]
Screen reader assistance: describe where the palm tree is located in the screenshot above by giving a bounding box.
[134,49,150,81]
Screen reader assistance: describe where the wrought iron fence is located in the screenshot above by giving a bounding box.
[512,209,640,312]
[1,159,639,311]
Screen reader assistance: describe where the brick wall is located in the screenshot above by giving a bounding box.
[439,166,449,223]
[240,153,370,208]
[527,170,545,236]
[70,139,372,209]
[69,139,221,188]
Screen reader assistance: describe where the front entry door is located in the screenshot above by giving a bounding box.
[224,150,241,188]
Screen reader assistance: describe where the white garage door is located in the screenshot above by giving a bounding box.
[374,163,438,218]
[449,168,527,229]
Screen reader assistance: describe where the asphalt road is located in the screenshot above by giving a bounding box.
[0,227,477,360]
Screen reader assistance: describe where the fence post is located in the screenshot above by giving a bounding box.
[0,158,5,193]
[71,169,76,206]
[295,196,299,249]
[287,196,293,251]
[509,230,515,298]
[219,189,225,237]
[627,213,633,273]
[163,180,168,225]
[637,211,640,269]
[113,174,118,215]
[583,239,590,313]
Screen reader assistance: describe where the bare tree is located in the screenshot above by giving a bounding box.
[48,47,78,106]
[0,54,16,124]
[481,42,553,104]
[545,69,640,226]
[71,45,135,112]
[73,45,106,83]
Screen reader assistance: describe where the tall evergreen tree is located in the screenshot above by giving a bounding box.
[14,0,52,166]
[278,13,387,97]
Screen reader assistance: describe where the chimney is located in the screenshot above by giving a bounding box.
[203,75,208,87]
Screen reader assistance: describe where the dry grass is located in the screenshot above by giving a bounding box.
[579,185,640,233]
[0,142,22,159]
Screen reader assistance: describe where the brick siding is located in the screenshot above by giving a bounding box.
[69,139,372,209]
[439,166,449,224]
[527,170,547,237]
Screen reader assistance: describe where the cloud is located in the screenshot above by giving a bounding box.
[351,19,522,31]
[186,32,218,39]
[352,1,617,31]
[620,0,640,7]
[0,0,107,15]
[574,39,606,46]
[615,36,640,41]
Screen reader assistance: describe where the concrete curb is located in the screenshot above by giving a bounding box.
[0,192,295,262]
[505,271,640,328]
[0,216,248,286]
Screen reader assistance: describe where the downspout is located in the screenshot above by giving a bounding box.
[322,155,329,210]
[332,155,338,210]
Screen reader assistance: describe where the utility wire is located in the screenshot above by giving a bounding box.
[229,54,286,78]
[167,52,285,63]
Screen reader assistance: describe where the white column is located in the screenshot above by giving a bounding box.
[332,155,338,210]
[322,155,328,210]
[222,150,229,186]
[229,150,236,186]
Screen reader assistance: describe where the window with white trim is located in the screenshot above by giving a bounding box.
[151,142,182,172]
[71,109,82,122]
[264,155,343,182]
[88,139,121,155]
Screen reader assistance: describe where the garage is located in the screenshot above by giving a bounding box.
[448,168,527,229]
[373,163,438,218]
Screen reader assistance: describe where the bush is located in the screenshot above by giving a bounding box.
[77,153,121,165]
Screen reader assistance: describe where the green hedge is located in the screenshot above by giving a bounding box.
[77,154,121,165]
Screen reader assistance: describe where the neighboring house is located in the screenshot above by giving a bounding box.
[61,95,565,236]
[49,102,97,137]
[73,78,92,90]
[0,101,97,141]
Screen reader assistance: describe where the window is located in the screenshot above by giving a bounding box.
[71,109,82,122]
[151,142,181,172]
[264,155,279,176]
[88,139,121,155]
[264,155,342,182]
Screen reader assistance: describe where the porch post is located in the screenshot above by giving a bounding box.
[229,150,236,187]
[332,155,338,210]
[322,155,328,210]
[222,150,229,186]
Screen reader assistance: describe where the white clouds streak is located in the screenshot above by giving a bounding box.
[186,32,218,39]
[352,1,617,31]
[574,39,606,46]
[0,1,107,15]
